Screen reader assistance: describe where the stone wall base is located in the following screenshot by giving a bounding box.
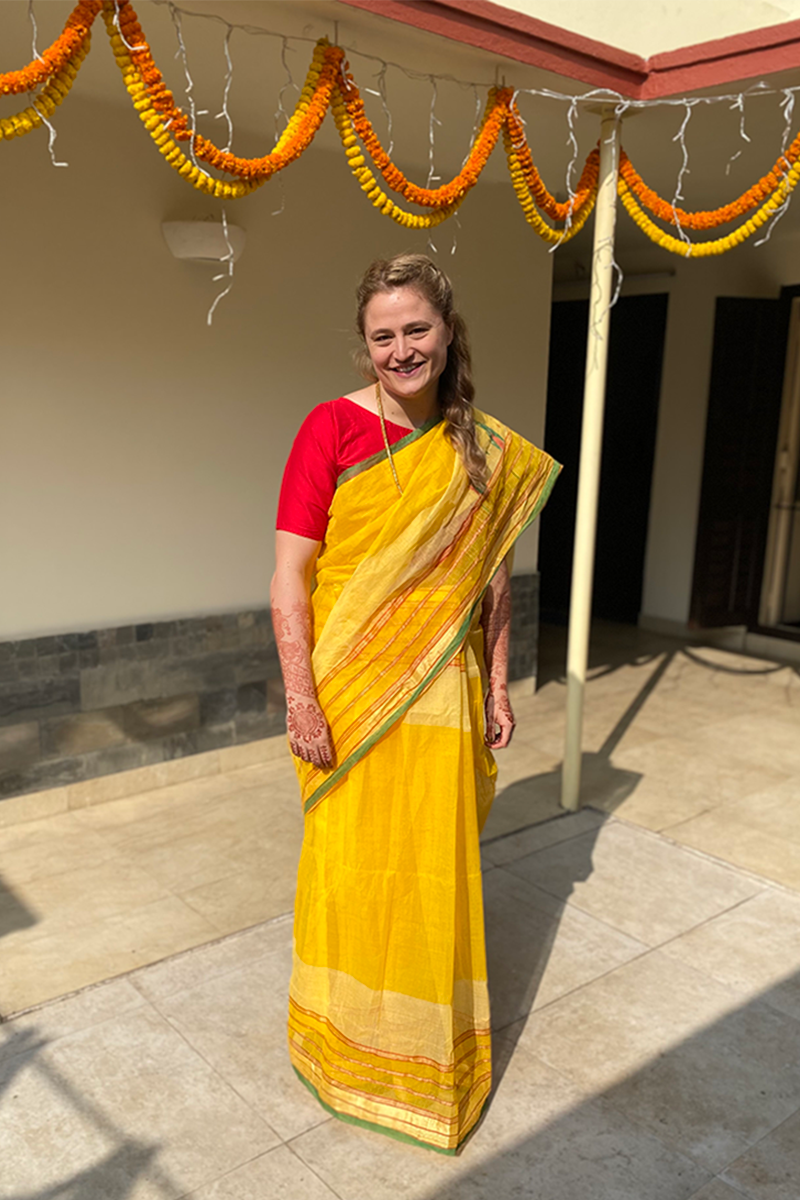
[0,574,540,814]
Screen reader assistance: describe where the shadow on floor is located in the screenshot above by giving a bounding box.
[435,959,800,1199]
[483,620,798,1103]
[0,1024,176,1200]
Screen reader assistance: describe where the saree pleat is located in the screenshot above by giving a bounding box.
[288,412,559,1152]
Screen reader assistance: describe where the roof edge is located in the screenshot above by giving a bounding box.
[335,0,800,97]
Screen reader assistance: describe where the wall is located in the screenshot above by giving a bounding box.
[639,238,800,629]
[0,96,553,642]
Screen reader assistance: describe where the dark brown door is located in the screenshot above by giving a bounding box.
[689,297,789,629]
[540,293,667,625]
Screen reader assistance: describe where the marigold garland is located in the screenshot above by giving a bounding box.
[0,0,99,96]
[336,73,509,208]
[504,127,597,244]
[617,162,800,255]
[619,142,800,230]
[0,36,90,141]
[331,83,462,228]
[505,105,598,223]
[3,0,800,253]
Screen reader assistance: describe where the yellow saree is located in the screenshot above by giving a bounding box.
[288,411,559,1153]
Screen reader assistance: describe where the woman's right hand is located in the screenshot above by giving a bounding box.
[286,691,335,769]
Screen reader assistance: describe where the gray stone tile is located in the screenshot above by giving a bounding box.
[40,708,128,756]
[603,995,800,1171]
[121,694,200,741]
[0,1006,278,1198]
[722,1108,800,1199]
[660,889,800,1023]
[0,676,81,726]
[0,721,40,770]
[504,820,762,946]
[484,867,647,1026]
[185,1146,340,1199]
[0,977,149,1063]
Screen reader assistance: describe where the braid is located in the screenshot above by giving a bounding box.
[354,253,487,489]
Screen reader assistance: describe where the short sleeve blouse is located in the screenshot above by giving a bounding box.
[276,398,412,541]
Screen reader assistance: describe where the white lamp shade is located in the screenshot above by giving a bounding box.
[162,220,246,262]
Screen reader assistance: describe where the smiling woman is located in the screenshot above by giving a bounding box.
[271,253,560,1152]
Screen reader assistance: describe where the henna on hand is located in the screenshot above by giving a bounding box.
[481,561,515,748]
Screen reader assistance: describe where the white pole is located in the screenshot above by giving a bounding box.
[561,109,620,812]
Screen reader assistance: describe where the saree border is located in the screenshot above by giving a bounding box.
[292,1067,489,1155]
[302,453,562,816]
[335,413,443,489]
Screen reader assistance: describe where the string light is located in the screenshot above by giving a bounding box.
[207,205,235,325]
[28,0,44,62]
[215,25,234,152]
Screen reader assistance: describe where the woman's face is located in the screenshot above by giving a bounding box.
[363,286,453,407]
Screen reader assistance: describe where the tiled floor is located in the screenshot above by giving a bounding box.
[2,622,800,1198]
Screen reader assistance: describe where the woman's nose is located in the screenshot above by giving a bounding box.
[394,336,411,360]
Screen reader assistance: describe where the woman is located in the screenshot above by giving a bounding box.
[272,253,559,1153]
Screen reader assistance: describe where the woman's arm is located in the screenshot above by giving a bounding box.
[481,558,515,748]
[271,530,334,769]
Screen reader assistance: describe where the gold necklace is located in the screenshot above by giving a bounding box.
[376,380,403,496]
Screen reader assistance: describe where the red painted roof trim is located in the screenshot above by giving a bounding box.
[335,0,800,97]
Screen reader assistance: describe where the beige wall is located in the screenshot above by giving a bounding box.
[0,98,553,640]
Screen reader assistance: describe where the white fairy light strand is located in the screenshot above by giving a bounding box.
[671,103,695,251]
[274,38,299,142]
[113,0,147,52]
[427,76,442,190]
[215,25,234,153]
[725,93,751,175]
[755,87,797,246]
[28,0,44,62]
[364,62,394,158]
[167,1,210,178]
[207,207,235,325]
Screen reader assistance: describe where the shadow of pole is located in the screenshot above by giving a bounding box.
[0,1025,182,1200]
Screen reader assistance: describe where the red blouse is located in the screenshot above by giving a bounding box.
[276,397,413,540]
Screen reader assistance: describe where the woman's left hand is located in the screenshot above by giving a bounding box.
[484,683,515,749]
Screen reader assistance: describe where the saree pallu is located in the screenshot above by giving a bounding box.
[288,411,560,1153]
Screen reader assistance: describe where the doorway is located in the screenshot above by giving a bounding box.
[760,296,800,632]
[539,293,668,625]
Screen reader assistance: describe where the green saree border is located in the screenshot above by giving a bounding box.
[303,601,477,815]
[335,413,443,489]
[292,1066,489,1155]
[303,452,563,817]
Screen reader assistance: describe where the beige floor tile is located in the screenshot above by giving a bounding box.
[0,978,148,1062]
[602,993,800,1172]
[660,889,800,1021]
[3,896,219,1015]
[484,867,647,1025]
[679,709,800,777]
[178,854,299,937]
[1,858,171,940]
[291,1039,709,1200]
[157,943,325,1141]
[591,775,722,833]
[705,778,800,846]
[0,1006,278,1199]
[185,1145,340,1200]
[0,783,69,828]
[666,810,800,891]
[128,915,293,1005]
[0,810,120,883]
[722,1108,800,1199]
[608,735,788,808]
[504,820,762,946]
[126,830,247,894]
[483,808,605,867]
[516,951,748,1091]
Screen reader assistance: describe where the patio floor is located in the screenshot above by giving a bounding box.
[2,621,800,1198]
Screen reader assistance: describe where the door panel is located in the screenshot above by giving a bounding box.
[689,297,788,629]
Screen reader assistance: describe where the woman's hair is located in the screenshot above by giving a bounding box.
[354,253,487,489]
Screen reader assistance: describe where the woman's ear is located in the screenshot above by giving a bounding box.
[446,321,454,347]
